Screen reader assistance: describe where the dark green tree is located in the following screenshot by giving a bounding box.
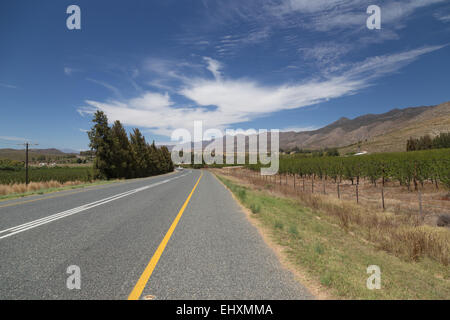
[130,128,150,177]
[160,146,174,173]
[88,111,114,179]
[111,120,133,179]
[87,112,174,179]
[147,141,160,175]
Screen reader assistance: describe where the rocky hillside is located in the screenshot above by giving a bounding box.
[280,101,450,153]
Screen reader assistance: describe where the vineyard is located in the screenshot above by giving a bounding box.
[241,148,450,219]
[248,148,450,191]
[0,166,93,185]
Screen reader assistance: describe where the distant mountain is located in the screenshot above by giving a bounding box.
[193,101,450,154]
[338,101,450,153]
[59,148,80,154]
[164,101,450,155]
[14,102,445,159]
[28,148,66,155]
[278,103,450,152]
[0,148,74,161]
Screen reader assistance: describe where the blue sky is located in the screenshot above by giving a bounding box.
[1,0,450,151]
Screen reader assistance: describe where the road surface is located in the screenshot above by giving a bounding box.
[0,170,312,300]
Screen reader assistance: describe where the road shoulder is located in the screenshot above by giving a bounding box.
[211,171,329,300]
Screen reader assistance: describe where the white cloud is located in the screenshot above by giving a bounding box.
[337,45,446,78]
[271,0,446,31]
[86,78,122,98]
[203,57,223,81]
[180,77,361,116]
[0,136,28,142]
[0,82,17,89]
[64,67,73,75]
[435,13,450,23]
[77,45,444,138]
[128,92,173,110]
[276,0,354,14]
[281,126,319,132]
[299,43,353,65]
[64,66,83,76]
[214,28,272,56]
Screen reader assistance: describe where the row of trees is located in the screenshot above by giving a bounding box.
[0,159,24,171]
[280,147,340,157]
[247,148,450,191]
[88,111,174,179]
[406,132,450,151]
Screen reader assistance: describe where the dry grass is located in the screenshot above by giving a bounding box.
[214,168,450,266]
[0,180,85,196]
[244,170,450,218]
[216,174,450,299]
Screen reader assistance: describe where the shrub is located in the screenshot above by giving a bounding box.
[250,203,261,214]
[274,220,284,229]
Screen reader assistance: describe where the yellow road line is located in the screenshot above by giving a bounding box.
[128,171,203,300]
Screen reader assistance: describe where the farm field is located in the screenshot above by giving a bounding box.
[245,148,450,220]
[229,168,450,220]
[253,149,450,190]
[0,166,93,185]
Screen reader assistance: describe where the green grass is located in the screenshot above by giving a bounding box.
[216,174,450,299]
[250,203,261,214]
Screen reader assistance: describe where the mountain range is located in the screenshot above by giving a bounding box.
[195,101,450,154]
[280,101,450,153]
[1,101,448,159]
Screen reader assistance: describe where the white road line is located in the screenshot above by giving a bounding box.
[0,172,190,240]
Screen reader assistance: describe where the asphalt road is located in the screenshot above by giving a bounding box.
[0,169,312,300]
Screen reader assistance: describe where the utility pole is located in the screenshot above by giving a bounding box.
[26,142,28,185]
[18,142,38,185]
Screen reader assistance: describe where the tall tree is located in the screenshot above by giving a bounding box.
[129,128,150,177]
[88,111,114,179]
[147,141,160,175]
[160,145,174,173]
[88,113,174,179]
[111,120,133,178]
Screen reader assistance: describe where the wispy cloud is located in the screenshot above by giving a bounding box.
[269,0,446,31]
[86,78,122,98]
[435,12,450,23]
[299,42,353,66]
[0,82,17,89]
[213,28,271,56]
[0,136,28,142]
[77,45,444,138]
[333,45,447,78]
[280,126,319,133]
[64,67,74,75]
[183,0,446,62]
[64,66,84,76]
[203,57,223,81]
